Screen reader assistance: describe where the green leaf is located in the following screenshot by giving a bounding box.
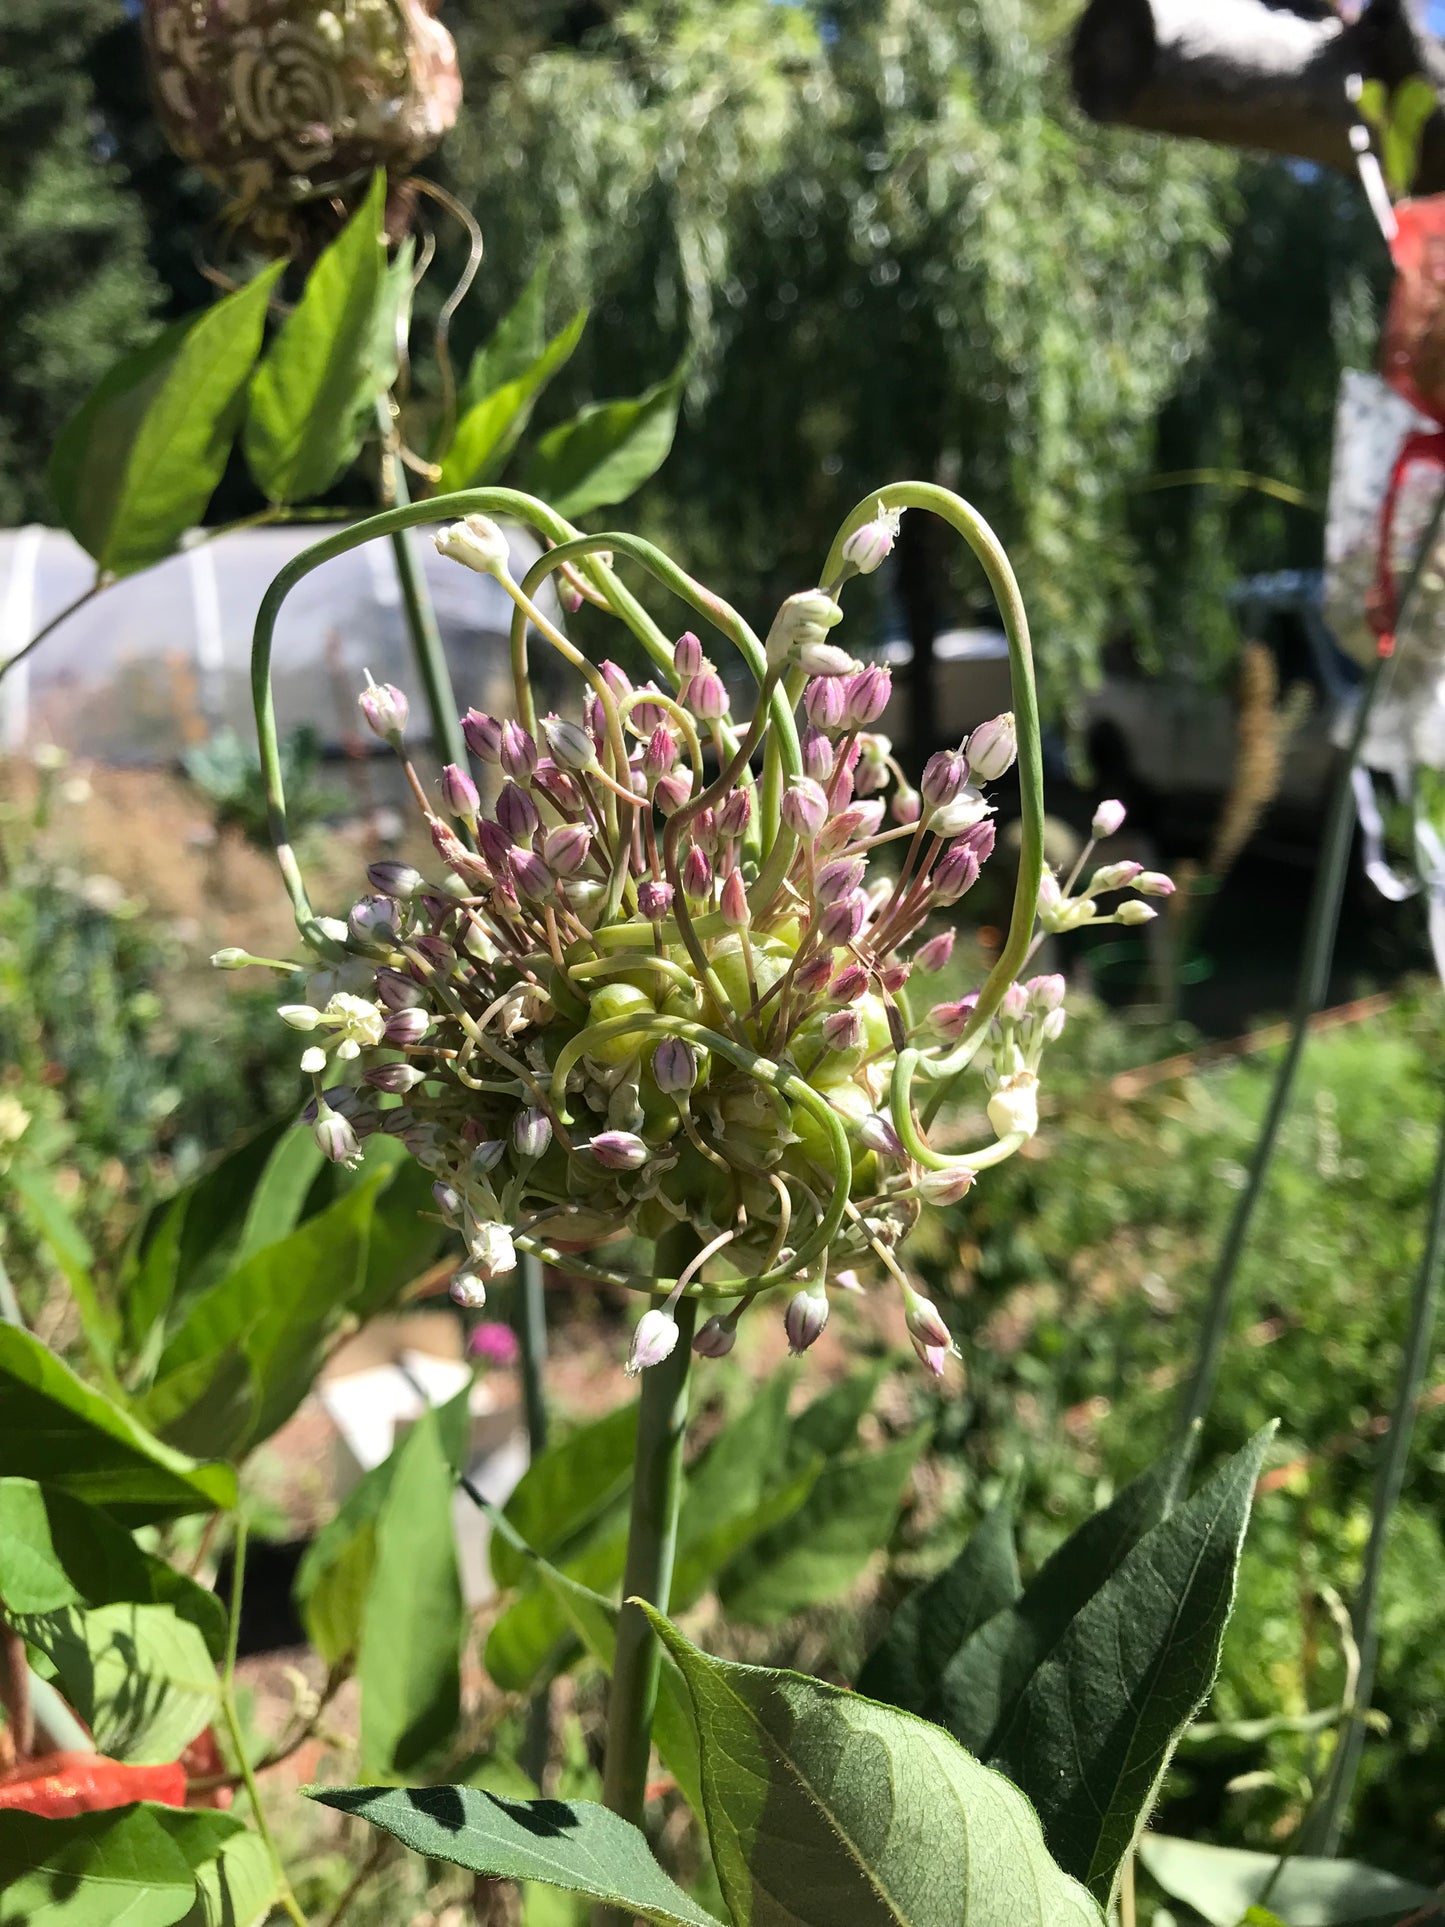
[1137,1835,1437,1927]
[438,308,587,492]
[151,1810,281,1927]
[25,1601,220,1764]
[460,260,550,409]
[492,1402,638,1591]
[647,1609,1103,1927]
[718,1427,930,1626]
[0,1325,234,1523]
[993,1427,1275,1903]
[295,1383,471,1668]
[48,264,281,577]
[8,1162,120,1387]
[229,1124,325,1272]
[351,1142,450,1318]
[358,1402,465,1777]
[311,1785,725,1927]
[856,1496,1020,1717]
[371,236,416,406]
[243,172,388,503]
[937,1432,1197,1756]
[0,1806,197,1927]
[783,1363,885,1474]
[0,1478,226,1655]
[143,1174,383,1458]
[524,366,685,519]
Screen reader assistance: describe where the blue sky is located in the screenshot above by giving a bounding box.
[1432,0,1445,33]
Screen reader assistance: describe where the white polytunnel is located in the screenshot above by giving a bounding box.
[0,521,563,764]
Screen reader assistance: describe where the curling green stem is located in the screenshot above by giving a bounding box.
[598,1284,697,1878]
[381,416,468,772]
[888,1047,1026,1172]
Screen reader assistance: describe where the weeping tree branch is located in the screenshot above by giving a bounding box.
[1070,0,1445,191]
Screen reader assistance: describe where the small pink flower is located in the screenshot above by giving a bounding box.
[469,1322,521,1367]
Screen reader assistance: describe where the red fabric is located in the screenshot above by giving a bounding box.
[1372,199,1445,656]
[1368,429,1445,657]
[0,1752,187,1817]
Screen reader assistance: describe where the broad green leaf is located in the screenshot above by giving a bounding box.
[993,1428,1275,1903]
[492,1401,638,1590]
[783,1362,885,1474]
[856,1496,1020,1717]
[351,1143,450,1317]
[647,1609,1102,1927]
[1137,1834,1436,1927]
[0,1806,196,1927]
[685,1373,792,1527]
[524,366,685,519]
[371,236,416,405]
[25,1601,220,1764]
[0,1478,225,1654]
[152,1810,281,1927]
[438,308,587,492]
[460,260,550,410]
[7,1164,118,1382]
[938,1432,1197,1755]
[144,1174,383,1458]
[359,1402,465,1777]
[48,264,280,577]
[311,1785,724,1927]
[295,1383,472,1667]
[243,172,388,503]
[0,1324,234,1523]
[718,1427,930,1626]
[229,1124,325,1271]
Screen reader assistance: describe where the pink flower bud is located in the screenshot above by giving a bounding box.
[804,676,849,730]
[627,1307,679,1375]
[1138,871,1176,897]
[673,631,705,678]
[819,889,867,946]
[966,712,1017,782]
[477,818,512,874]
[590,1130,650,1171]
[652,1037,698,1093]
[1091,798,1127,839]
[469,1321,521,1366]
[816,855,866,905]
[496,782,540,842]
[412,933,455,971]
[384,1007,432,1047]
[349,895,398,944]
[544,716,597,772]
[682,845,713,897]
[821,1008,864,1053]
[802,727,835,782]
[930,994,978,1038]
[313,1100,360,1165]
[931,841,981,904]
[904,1288,952,1353]
[654,769,693,816]
[1026,973,1066,1012]
[543,824,592,877]
[462,709,503,761]
[1000,981,1030,1022]
[916,930,954,974]
[917,1167,977,1205]
[534,763,582,813]
[367,860,424,899]
[858,1113,904,1157]
[359,674,408,743]
[921,748,967,811]
[364,1062,426,1094]
[631,686,668,733]
[500,720,538,782]
[511,849,553,899]
[720,869,750,929]
[600,661,634,702]
[513,1105,552,1160]
[1092,860,1142,892]
[692,809,719,856]
[643,724,678,781]
[375,968,423,1011]
[784,1284,830,1354]
[878,962,909,994]
[717,788,752,840]
[831,961,869,1001]
[638,878,674,921]
[782,777,829,838]
[693,1314,737,1358]
[684,669,728,721]
[440,762,480,823]
[794,952,835,996]
[841,505,902,575]
[843,665,891,728]
[891,787,922,826]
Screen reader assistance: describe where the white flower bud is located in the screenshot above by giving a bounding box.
[435,513,512,577]
[764,590,848,671]
[1116,900,1158,925]
[841,503,904,576]
[467,1218,517,1278]
[986,1073,1039,1140]
[626,1307,680,1376]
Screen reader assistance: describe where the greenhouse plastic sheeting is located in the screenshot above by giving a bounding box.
[0,521,562,765]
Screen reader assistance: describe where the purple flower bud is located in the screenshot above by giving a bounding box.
[600,660,634,703]
[819,889,867,946]
[921,749,968,811]
[367,860,424,899]
[841,505,902,575]
[643,724,678,781]
[384,1007,432,1047]
[654,770,693,815]
[359,674,408,743]
[313,1100,360,1165]
[543,824,592,877]
[638,878,675,921]
[432,1180,462,1221]
[1092,798,1127,839]
[472,1139,507,1174]
[717,789,752,840]
[584,693,606,753]
[784,1284,829,1355]
[1000,981,1030,1022]
[533,762,582,813]
[440,762,480,823]
[966,712,1017,782]
[514,1105,553,1160]
[363,1062,427,1093]
[816,855,866,905]
[802,726,835,782]
[821,1008,864,1053]
[544,716,598,773]
[720,869,750,929]
[376,968,424,1011]
[916,930,955,974]
[496,781,540,842]
[782,777,829,838]
[626,1307,679,1375]
[879,961,909,994]
[843,664,892,728]
[684,669,728,721]
[891,787,922,826]
[931,840,982,905]
[511,849,553,899]
[412,934,455,971]
[795,952,835,996]
[500,720,538,782]
[931,994,978,1038]
[682,845,713,897]
[804,676,848,731]
[473,818,509,875]
[590,1130,650,1171]
[903,1289,952,1354]
[917,1167,977,1205]
[858,1112,904,1157]
[631,686,668,733]
[831,961,869,1001]
[653,1037,698,1094]
[349,896,398,944]
[1026,973,1066,1012]
[673,631,705,678]
[462,709,504,761]
[691,809,718,856]
[693,1314,737,1358]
